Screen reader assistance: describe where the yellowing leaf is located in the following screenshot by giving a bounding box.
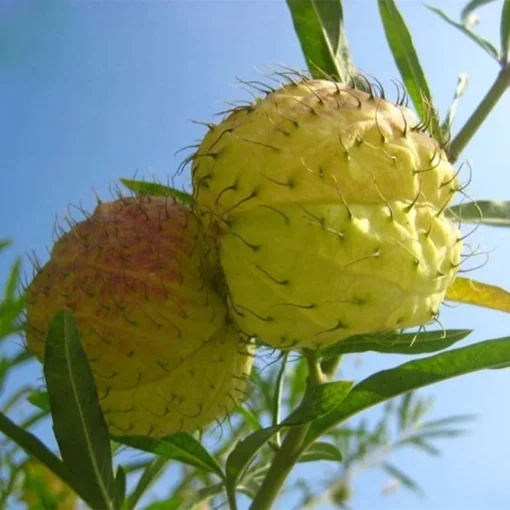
[446,277,510,313]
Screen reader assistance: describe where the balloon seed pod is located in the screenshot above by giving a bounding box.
[25,196,254,436]
[191,77,463,350]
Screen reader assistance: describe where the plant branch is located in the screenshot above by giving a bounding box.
[249,424,310,510]
[447,64,510,163]
[249,356,324,510]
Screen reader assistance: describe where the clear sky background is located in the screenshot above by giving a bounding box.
[1,1,510,509]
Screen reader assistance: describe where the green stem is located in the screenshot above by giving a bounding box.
[227,486,239,510]
[249,356,324,510]
[272,353,288,447]
[249,424,310,510]
[124,457,170,510]
[447,64,510,163]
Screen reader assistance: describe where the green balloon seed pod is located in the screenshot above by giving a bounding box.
[191,78,464,351]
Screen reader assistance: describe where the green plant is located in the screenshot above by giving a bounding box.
[2,1,510,509]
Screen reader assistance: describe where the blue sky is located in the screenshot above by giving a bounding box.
[1,0,510,509]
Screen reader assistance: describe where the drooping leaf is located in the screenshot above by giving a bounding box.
[306,335,510,445]
[286,0,354,83]
[381,462,424,497]
[461,0,497,25]
[320,329,471,358]
[113,433,223,479]
[298,441,343,463]
[501,0,510,62]
[125,457,170,510]
[225,380,353,495]
[446,199,510,227]
[426,5,499,61]
[377,0,440,136]
[446,276,510,313]
[43,308,116,510]
[120,178,193,205]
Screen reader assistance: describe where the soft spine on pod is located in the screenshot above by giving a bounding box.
[191,78,464,350]
[25,196,254,437]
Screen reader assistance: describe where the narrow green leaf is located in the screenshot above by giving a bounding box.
[22,463,62,509]
[299,441,343,463]
[238,478,262,499]
[286,0,354,82]
[420,414,477,429]
[501,0,510,62]
[320,329,471,358]
[236,405,262,432]
[410,395,434,424]
[287,356,308,409]
[143,497,183,510]
[272,353,288,432]
[178,483,225,510]
[27,390,50,412]
[306,335,510,445]
[225,381,353,493]
[461,0,497,25]
[1,386,33,414]
[412,428,469,440]
[125,457,169,510]
[43,308,116,510]
[120,178,192,205]
[4,257,22,300]
[0,411,89,506]
[17,409,48,432]
[0,295,26,342]
[398,392,414,432]
[381,462,424,496]
[0,239,11,252]
[406,437,441,456]
[378,0,440,135]
[114,433,223,479]
[426,5,499,61]
[441,73,468,135]
[122,459,152,474]
[114,466,127,510]
[251,367,276,411]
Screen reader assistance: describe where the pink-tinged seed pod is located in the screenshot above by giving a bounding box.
[191,78,463,350]
[25,196,254,436]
